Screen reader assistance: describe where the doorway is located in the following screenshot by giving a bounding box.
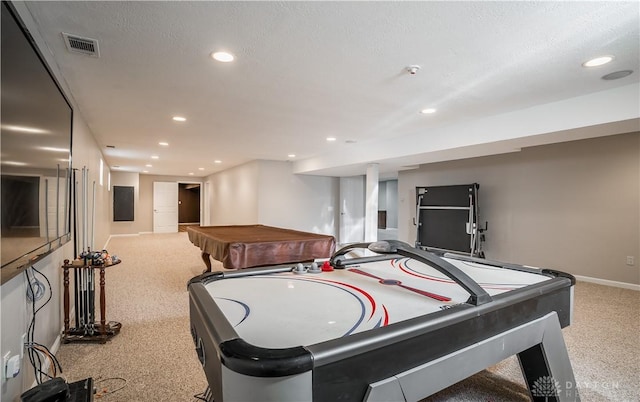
[178,183,201,231]
[378,180,398,240]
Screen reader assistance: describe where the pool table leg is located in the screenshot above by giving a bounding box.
[201,252,212,273]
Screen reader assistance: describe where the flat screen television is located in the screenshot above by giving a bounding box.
[1,1,73,283]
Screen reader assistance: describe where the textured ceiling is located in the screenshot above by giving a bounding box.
[21,1,640,177]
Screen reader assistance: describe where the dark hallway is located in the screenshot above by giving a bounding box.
[178,183,200,225]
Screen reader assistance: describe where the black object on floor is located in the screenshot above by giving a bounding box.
[67,378,94,402]
[20,378,69,402]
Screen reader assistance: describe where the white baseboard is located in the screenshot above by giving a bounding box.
[574,275,639,291]
[108,233,140,238]
[51,330,62,355]
[105,233,140,248]
[105,231,173,248]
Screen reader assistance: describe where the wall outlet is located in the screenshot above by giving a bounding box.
[2,352,10,382]
[626,256,635,266]
[5,355,20,380]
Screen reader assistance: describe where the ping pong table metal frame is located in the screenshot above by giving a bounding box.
[415,183,487,258]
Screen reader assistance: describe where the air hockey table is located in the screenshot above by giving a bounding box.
[188,240,579,402]
[187,225,336,272]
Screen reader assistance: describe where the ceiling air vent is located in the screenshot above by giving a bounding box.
[62,33,100,57]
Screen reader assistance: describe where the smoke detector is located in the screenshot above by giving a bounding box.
[406,65,421,75]
[62,33,100,57]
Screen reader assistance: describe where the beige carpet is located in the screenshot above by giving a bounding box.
[55,233,640,401]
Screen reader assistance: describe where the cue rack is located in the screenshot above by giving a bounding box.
[414,183,487,258]
[62,167,121,343]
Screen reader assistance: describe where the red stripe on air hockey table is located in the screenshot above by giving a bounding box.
[395,258,526,291]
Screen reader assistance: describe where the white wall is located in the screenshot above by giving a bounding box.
[203,160,339,236]
[339,176,366,243]
[203,161,260,225]
[257,161,338,235]
[399,132,640,285]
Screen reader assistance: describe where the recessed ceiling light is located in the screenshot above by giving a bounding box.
[172,116,187,122]
[582,56,614,67]
[151,155,159,159]
[288,154,296,158]
[214,160,222,164]
[420,108,437,114]
[198,167,204,171]
[145,164,152,167]
[326,137,337,142]
[159,142,169,146]
[143,170,149,173]
[189,172,194,176]
[211,51,234,62]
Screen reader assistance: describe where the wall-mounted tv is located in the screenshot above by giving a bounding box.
[1,1,73,283]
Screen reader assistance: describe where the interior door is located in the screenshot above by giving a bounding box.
[153,181,178,233]
[339,176,365,244]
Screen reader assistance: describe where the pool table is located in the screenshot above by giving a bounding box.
[186,224,336,271]
[188,240,579,401]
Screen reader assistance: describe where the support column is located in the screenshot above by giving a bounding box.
[365,163,379,242]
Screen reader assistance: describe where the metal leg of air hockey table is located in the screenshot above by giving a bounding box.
[198,311,578,402]
[364,311,579,402]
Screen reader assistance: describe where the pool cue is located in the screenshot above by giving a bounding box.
[82,167,89,333]
[73,169,80,328]
[84,168,91,333]
[56,165,60,240]
[83,167,87,253]
[91,181,96,251]
[79,168,85,331]
[88,181,97,335]
[79,267,85,332]
[88,267,94,335]
[63,165,69,243]
[44,179,50,243]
